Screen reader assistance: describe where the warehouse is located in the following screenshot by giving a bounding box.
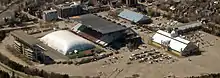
[175,21,203,34]
[10,30,68,64]
[40,30,95,55]
[118,9,151,24]
[151,30,199,56]
[71,14,127,47]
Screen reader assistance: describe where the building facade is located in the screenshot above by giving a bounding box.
[11,31,68,64]
[56,3,82,18]
[42,10,58,21]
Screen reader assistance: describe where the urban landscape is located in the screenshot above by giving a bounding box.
[0,0,220,78]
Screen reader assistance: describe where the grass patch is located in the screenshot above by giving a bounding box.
[67,48,106,59]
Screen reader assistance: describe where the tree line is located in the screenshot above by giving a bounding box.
[0,52,69,78]
[0,0,12,5]
[187,73,220,78]
[0,70,10,78]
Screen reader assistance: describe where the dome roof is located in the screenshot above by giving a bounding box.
[40,30,94,55]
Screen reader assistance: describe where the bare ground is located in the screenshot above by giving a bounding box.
[0,36,29,66]
[36,31,220,78]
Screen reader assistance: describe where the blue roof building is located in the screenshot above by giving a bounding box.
[118,9,151,24]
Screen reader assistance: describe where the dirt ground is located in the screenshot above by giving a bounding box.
[1,11,218,77]
[0,36,29,66]
[1,1,220,78]
[0,10,216,78]
[35,31,220,78]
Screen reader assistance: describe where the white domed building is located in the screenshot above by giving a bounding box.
[40,30,95,55]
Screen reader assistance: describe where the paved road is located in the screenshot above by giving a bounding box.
[0,24,37,31]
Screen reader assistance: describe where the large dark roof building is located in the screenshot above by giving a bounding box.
[71,14,127,47]
[73,14,127,34]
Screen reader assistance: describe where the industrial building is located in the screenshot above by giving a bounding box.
[55,2,82,18]
[10,30,68,64]
[150,30,199,56]
[175,22,203,34]
[118,9,151,24]
[84,5,110,13]
[40,30,95,55]
[42,10,58,21]
[71,14,128,47]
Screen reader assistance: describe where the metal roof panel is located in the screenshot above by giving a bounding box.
[73,14,127,34]
[118,9,145,23]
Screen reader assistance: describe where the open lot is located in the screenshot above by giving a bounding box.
[36,31,220,78]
